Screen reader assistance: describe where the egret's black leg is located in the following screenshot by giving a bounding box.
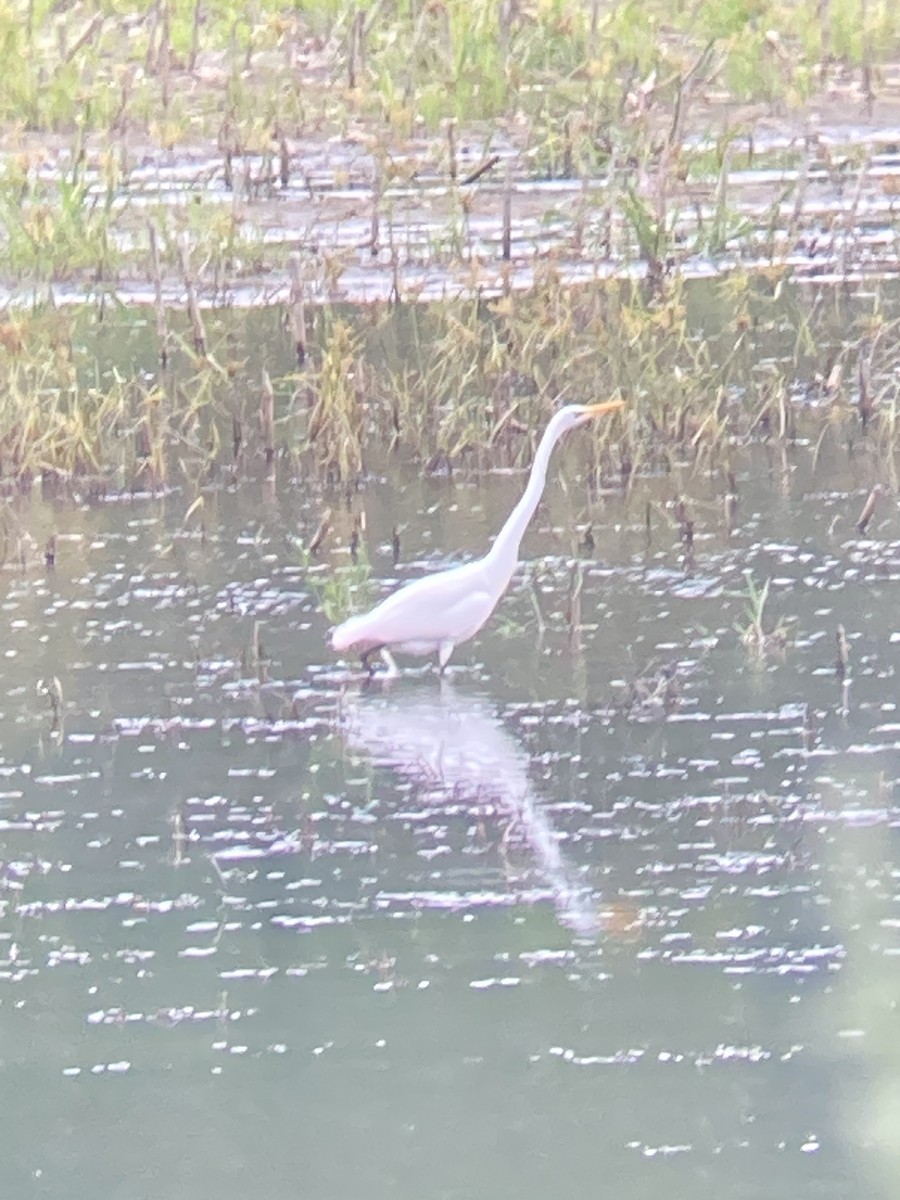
[360,648,377,676]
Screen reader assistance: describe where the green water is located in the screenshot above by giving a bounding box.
[1,298,899,1199]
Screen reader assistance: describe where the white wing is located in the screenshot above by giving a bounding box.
[334,560,500,649]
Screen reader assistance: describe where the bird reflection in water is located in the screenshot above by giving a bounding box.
[338,681,599,935]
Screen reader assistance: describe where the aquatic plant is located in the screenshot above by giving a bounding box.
[305,318,366,483]
[0,0,896,484]
[1,1,896,147]
[736,573,792,657]
[312,551,377,628]
[0,148,121,282]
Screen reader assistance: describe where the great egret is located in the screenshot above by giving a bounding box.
[330,399,624,674]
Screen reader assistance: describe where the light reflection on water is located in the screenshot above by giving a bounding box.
[0,439,896,1199]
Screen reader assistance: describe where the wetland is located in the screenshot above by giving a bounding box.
[1,3,900,1199]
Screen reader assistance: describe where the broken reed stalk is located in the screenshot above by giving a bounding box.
[674,497,695,571]
[860,0,874,113]
[148,221,169,365]
[288,253,307,367]
[188,0,202,71]
[461,154,500,187]
[220,104,234,190]
[835,623,850,678]
[370,162,381,259]
[63,12,105,65]
[447,119,457,182]
[308,508,332,556]
[144,0,160,72]
[855,484,881,534]
[390,247,401,306]
[178,240,207,354]
[247,620,267,683]
[572,175,589,256]
[857,342,874,429]
[260,368,275,467]
[277,128,290,188]
[348,8,365,89]
[563,114,574,178]
[348,14,358,88]
[502,167,512,261]
[791,137,811,234]
[841,154,870,273]
[112,65,135,135]
[565,560,584,635]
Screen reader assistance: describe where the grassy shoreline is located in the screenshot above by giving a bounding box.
[0,2,899,486]
[0,275,894,496]
[2,1,900,294]
[6,1,900,143]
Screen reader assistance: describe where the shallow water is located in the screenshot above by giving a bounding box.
[0,405,897,1198]
[8,114,900,312]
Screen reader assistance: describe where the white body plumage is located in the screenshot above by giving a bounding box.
[330,400,623,674]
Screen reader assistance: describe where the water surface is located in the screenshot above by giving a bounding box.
[1,374,898,1199]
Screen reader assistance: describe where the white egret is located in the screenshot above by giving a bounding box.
[330,399,624,674]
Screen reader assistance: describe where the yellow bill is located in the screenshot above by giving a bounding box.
[579,399,626,417]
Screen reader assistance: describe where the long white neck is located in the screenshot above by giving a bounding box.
[483,411,573,587]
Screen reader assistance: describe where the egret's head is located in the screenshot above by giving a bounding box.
[564,399,626,430]
[330,617,362,651]
[330,614,381,653]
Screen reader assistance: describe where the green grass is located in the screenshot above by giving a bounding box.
[736,573,792,657]
[0,267,896,493]
[0,1,897,485]
[0,0,896,141]
[0,0,893,296]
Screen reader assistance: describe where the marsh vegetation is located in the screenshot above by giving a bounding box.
[1,10,899,1197]
[0,0,897,493]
